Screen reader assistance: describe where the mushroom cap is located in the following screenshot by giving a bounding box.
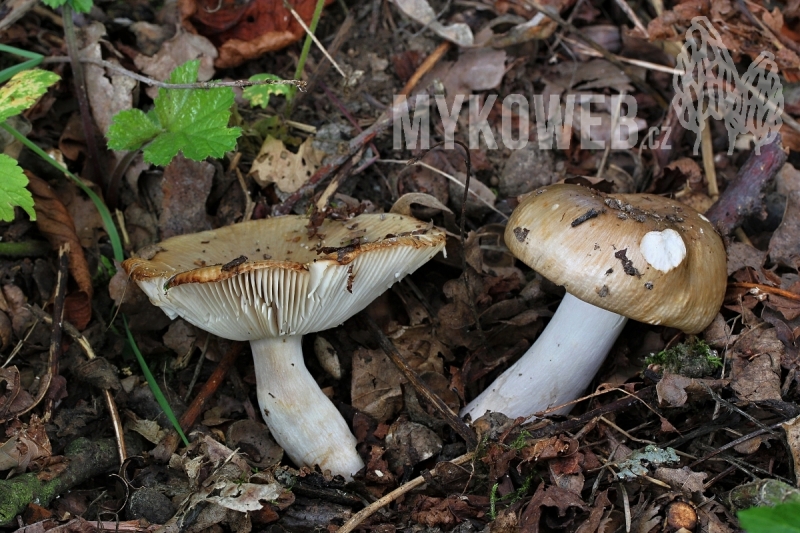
[504,184,726,333]
[123,214,445,341]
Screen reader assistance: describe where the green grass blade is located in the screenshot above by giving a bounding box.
[0,44,44,83]
[125,315,189,446]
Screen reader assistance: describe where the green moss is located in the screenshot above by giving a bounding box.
[646,338,722,378]
[0,473,42,526]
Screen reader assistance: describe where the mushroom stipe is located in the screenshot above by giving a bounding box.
[462,184,726,422]
[124,213,446,479]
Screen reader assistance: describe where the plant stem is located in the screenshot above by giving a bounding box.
[0,240,51,257]
[61,4,107,195]
[285,0,326,114]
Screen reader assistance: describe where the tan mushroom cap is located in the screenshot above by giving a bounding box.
[123,213,445,341]
[505,184,726,333]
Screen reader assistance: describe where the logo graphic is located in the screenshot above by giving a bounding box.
[672,16,783,155]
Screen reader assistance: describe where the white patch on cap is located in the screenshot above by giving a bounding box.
[640,228,686,273]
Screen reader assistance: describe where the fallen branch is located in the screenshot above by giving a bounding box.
[0,437,138,526]
[336,452,474,533]
[705,135,787,237]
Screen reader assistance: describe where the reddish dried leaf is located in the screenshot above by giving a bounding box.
[179,0,334,68]
[27,174,93,329]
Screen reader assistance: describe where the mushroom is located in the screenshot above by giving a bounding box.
[123,213,445,479]
[461,184,726,420]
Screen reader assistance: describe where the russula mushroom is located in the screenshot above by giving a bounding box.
[461,184,726,420]
[123,214,445,479]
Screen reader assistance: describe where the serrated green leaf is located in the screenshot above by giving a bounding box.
[0,69,60,122]
[41,0,93,13]
[739,503,800,533]
[243,74,293,109]
[0,154,35,222]
[107,108,162,151]
[105,59,240,166]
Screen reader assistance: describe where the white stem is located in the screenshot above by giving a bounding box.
[461,293,628,420]
[251,336,365,479]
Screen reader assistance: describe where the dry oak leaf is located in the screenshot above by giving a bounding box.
[179,0,334,68]
[27,174,93,330]
[249,136,324,195]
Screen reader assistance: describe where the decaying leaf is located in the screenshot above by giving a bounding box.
[27,174,93,330]
[730,327,784,402]
[0,415,51,473]
[179,0,334,68]
[249,136,324,195]
[653,466,707,494]
[782,415,800,486]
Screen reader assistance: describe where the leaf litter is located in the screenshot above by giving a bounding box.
[3,0,800,531]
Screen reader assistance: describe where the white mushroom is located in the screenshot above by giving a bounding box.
[461,184,726,421]
[124,214,445,479]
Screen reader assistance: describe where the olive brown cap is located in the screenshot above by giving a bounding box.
[505,183,726,334]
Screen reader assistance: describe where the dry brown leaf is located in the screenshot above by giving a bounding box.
[159,155,214,240]
[27,174,93,329]
[731,328,784,402]
[351,347,405,422]
[781,415,800,486]
[653,466,707,494]
[179,0,334,68]
[81,22,137,135]
[249,136,324,195]
[769,164,800,268]
[0,414,51,473]
[133,28,217,100]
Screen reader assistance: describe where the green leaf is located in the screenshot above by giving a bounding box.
[739,503,800,533]
[0,69,60,122]
[242,74,293,109]
[0,154,35,222]
[41,0,93,13]
[105,59,241,166]
[107,109,162,151]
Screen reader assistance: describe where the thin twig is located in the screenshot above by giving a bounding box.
[180,341,245,430]
[183,334,211,403]
[728,282,800,301]
[62,4,106,191]
[689,422,783,468]
[612,0,649,37]
[43,243,69,422]
[701,115,718,199]
[27,304,128,464]
[400,41,451,97]
[362,314,478,449]
[282,0,347,79]
[42,56,306,90]
[336,452,474,533]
